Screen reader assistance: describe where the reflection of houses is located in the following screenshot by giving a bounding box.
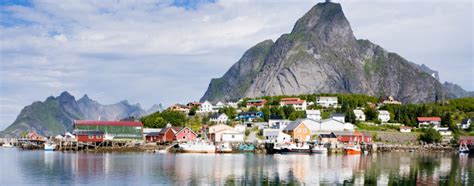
[283,121,311,142]
[246,99,267,109]
[306,110,321,121]
[333,131,372,143]
[353,109,365,121]
[73,120,143,140]
[280,98,307,110]
[417,117,441,128]
[316,96,338,108]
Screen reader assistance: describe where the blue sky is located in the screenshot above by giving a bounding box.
[0,0,472,130]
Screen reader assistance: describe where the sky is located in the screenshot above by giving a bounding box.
[0,0,472,130]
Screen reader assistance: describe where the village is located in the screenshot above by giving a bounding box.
[2,95,472,154]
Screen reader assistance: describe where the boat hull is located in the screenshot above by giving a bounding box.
[280,148,311,154]
[344,149,361,155]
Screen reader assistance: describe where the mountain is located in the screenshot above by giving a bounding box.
[443,82,474,99]
[201,2,447,103]
[146,104,164,114]
[0,91,157,137]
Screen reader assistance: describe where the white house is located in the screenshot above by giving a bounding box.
[459,118,472,130]
[210,113,228,124]
[208,124,243,142]
[198,101,215,113]
[214,101,225,110]
[263,129,291,143]
[227,102,239,109]
[280,98,307,110]
[222,133,245,142]
[289,118,354,134]
[316,96,338,108]
[306,110,321,121]
[268,119,291,130]
[234,124,246,133]
[353,109,366,121]
[331,113,345,123]
[378,110,390,123]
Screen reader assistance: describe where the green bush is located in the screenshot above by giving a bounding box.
[419,128,442,144]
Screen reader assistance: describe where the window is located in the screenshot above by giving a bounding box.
[88,135,93,139]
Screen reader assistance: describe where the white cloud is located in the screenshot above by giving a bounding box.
[0,0,472,129]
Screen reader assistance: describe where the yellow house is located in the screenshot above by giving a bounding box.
[283,120,311,143]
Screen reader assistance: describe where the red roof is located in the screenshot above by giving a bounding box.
[281,98,300,101]
[417,117,441,122]
[74,120,143,127]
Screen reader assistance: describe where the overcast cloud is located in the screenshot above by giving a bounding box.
[0,0,472,130]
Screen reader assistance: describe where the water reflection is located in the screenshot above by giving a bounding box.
[1,149,472,185]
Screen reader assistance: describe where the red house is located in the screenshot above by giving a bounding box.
[145,132,160,142]
[74,130,105,143]
[334,131,372,143]
[157,127,182,143]
[174,127,197,142]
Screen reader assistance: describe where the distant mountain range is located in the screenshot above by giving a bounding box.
[0,91,163,137]
[200,2,472,103]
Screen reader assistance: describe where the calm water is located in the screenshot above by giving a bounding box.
[1,148,473,185]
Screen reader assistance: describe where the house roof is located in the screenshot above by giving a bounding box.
[73,130,105,135]
[238,111,262,116]
[283,119,308,131]
[145,132,161,137]
[280,98,305,104]
[159,127,182,135]
[210,113,222,119]
[332,113,345,117]
[175,127,197,136]
[247,99,266,103]
[461,118,472,124]
[333,131,370,137]
[319,133,337,138]
[74,120,143,127]
[378,110,390,115]
[417,117,441,122]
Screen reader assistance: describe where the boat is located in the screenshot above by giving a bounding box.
[216,143,233,153]
[104,133,114,141]
[2,142,14,148]
[239,144,255,152]
[459,142,470,153]
[280,143,311,154]
[343,145,361,155]
[311,145,328,154]
[178,141,216,153]
[44,142,57,151]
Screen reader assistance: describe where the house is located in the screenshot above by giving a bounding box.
[187,101,201,108]
[316,96,338,108]
[169,104,190,114]
[399,126,412,133]
[208,124,243,142]
[263,129,291,143]
[268,116,291,129]
[174,127,198,142]
[379,96,402,105]
[353,109,366,121]
[222,133,245,143]
[157,126,182,143]
[378,110,390,123]
[333,131,372,144]
[227,102,239,108]
[198,101,215,113]
[283,120,311,142]
[417,117,441,128]
[210,113,228,124]
[145,132,161,142]
[246,99,267,109]
[74,130,104,143]
[459,118,472,130]
[280,98,307,110]
[73,120,143,139]
[331,113,345,123]
[214,101,226,111]
[306,110,321,121]
[318,132,338,144]
[459,136,474,145]
[236,111,263,121]
[234,124,246,133]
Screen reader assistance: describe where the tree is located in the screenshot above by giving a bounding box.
[140,110,187,128]
[248,106,258,112]
[219,106,237,119]
[260,106,271,121]
[365,107,378,121]
[289,111,305,121]
[419,128,442,144]
[186,116,203,132]
[345,110,357,124]
[282,105,296,119]
[188,106,198,116]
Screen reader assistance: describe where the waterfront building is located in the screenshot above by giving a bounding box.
[316,96,338,108]
[333,131,372,143]
[174,127,198,142]
[263,129,291,143]
[377,110,390,123]
[283,121,311,143]
[74,130,104,143]
[306,110,321,121]
[145,132,161,142]
[157,126,182,143]
[208,124,243,142]
[280,98,307,110]
[221,133,244,143]
[417,117,441,128]
[353,109,366,121]
[73,120,143,140]
[318,132,338,144]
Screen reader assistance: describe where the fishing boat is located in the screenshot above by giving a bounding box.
[311,145,328,154]
[239,144,255,152]
[178,141,216,153]
[280,143,311,154]
[44,142,56,151]
[104,133,114,141]
[343,145,361,155]
[216,143,233,153]
[2,142,14,148]
[459,142,470,153]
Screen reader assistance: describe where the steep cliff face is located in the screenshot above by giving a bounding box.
[201,2,447,103]
[1,91,155,137]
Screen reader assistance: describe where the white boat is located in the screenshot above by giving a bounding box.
[44,142,56,151]
[216,143,233,153]
[104,133,114,141]
[459,142,470,153]
[311,145,328,154]
[280,143,311,154]
[179,141,216,153]
[2,142,14,148]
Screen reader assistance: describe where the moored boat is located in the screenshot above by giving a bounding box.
[178,141,216,153]
[343,145,361,155]
[311,145,328,154]
[216,143,233,153]
[44,142,57,151]
[459,142,470,153]
[239,144,255,152]
[2,142,14,148]
[280,143,311,154]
